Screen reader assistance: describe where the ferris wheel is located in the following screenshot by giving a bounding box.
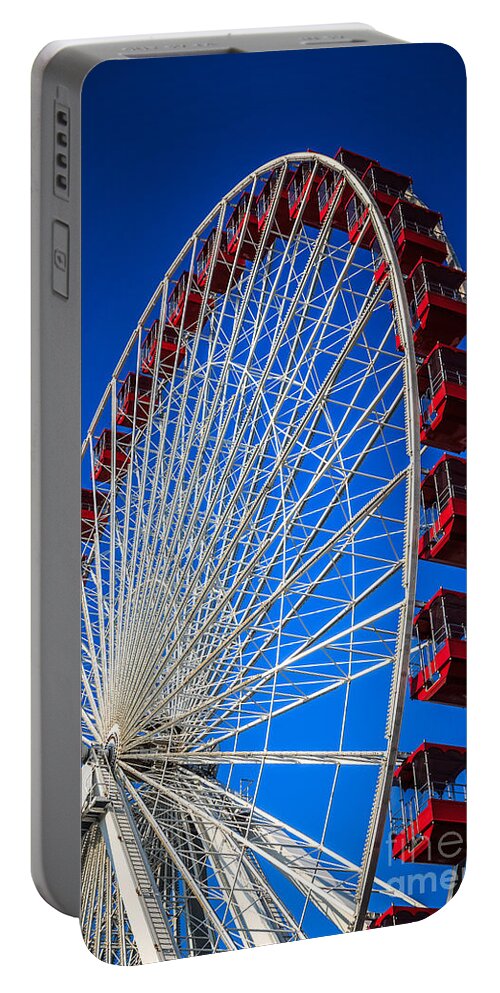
[80,149,465,963]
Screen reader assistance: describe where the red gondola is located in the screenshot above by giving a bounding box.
[411,589,466,707]
[287,160,326,229]
[362,164,412,211]
[376,201,448,282]
[334,147,379,176]
[256,168,294,244]
[196,228,245,294]
[391,742,466,865]
[398,259,466,355]
[226,193,259,263]
[417,344,466,453]
[92,428,131,484]
[346,164,412,250]
[368,906,437,929]
[346,194,377,250]
[141,319,186,376]
[318,170,346,227]
[419,455,466,568]
[81,488,107,541]
[117,372,156,428]
[166,272,208,333]
[318,149,376,229]
[326,148,379,228]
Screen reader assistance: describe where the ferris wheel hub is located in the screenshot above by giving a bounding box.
[105,723,120,766]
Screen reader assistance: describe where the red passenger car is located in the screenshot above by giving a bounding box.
[376,201,448,282]
[401,259,466,355]
[346,164,412,250]
[361,164,412,211]
[419,455,466,568]
[317,149,376,229]
[81,488,108,541]
[391,742,466,865]
[324,148,379,229]
[142,319,186,376]
[92,428,131,484]
[317,170,346,227]
[117,372,155,428]
[196,228,245,294]
[287,160,326,229]
[417,344,466,453]
[368,906,436,929]
[334,147,378,177]
[166,272,208,333]
[346,194,377,250]
[411,589,466,707]
[256,168,294,244]
[226,193,259,263]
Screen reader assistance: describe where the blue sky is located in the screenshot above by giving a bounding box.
[82,42,465,431]
[82,42,466,925]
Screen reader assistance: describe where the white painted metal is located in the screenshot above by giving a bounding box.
[79,150,446,961]
[86,753,178,962]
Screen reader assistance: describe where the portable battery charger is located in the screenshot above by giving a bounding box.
[32,24,466,964]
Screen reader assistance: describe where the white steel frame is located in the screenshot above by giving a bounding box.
[80,151,427,963]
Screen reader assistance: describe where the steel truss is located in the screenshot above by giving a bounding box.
[80,151,440,962]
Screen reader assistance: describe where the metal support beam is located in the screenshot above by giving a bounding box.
[84,755,179,963]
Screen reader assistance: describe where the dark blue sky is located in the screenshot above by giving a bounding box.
[82,42,466,921]
[82,42,466,431]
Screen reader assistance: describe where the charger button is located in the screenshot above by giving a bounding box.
[52,220,69,298]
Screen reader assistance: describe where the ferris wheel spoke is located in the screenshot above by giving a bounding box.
[184,657,391,753]
[115,287,173,695]
[106,379,121,695]
[122,388,407,734]
[112,339,150,694]
[122,749,386,766]
[118,173,290,662]
[121,467,406,744]
[116,227,386,714]
[121,761,360,931]
[126,578,401,748]
[129,760,427,916]
[122,767,303,947]
[145,252,382,608]
[131,593,401,752]
[120,771,238,952]
[124,364,402,728]
[190,816,301,946]
[177,413,405,712]
[115,272,182,643]
[81,671,103,737]
[220,557,403,692]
